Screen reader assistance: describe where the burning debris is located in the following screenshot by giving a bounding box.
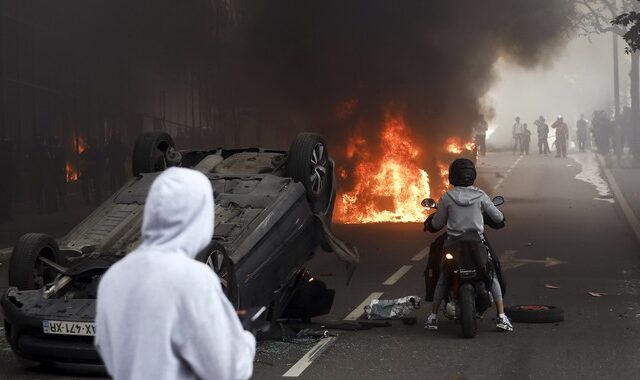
[335,111,430,224]
[335,112,477,223]
[65,133,87,182]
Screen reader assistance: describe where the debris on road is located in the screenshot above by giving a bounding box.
[544,284,560,289]
[495,172,505,178]
[364,296,421,320]
[505,305,564,323]
[588,292,608,297]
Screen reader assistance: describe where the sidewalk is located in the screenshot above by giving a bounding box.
[597,151,640,243]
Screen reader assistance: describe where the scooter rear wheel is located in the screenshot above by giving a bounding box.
[460,283,477,338]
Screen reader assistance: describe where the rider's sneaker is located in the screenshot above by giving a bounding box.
[425,315,438,331]
[496,315,513,332]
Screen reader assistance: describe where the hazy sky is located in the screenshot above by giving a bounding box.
[485,32,630,146]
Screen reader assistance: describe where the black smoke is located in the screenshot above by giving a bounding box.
[228,0,573,175]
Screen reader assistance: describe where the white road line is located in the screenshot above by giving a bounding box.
[411,247,430,261]
[382,265,413,286]
[344,292,383,321]
[282,337,337,377]
[493,156,522,191]
[596,154,640,243]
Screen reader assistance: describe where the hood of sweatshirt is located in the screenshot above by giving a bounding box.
[445,186,485,207]
[139,167,214,259]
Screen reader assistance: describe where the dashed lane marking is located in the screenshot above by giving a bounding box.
[411,247,429,261]
[344,292,384,321]
[282,337,337,377]
[493,156,523,191]
[382,265,413,286]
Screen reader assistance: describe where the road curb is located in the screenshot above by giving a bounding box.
[595,153,640,244]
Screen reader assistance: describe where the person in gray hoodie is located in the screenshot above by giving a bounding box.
[95,167,256,380]
[424,158,513,332]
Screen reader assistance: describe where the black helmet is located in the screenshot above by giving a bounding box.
[448,158,476,187]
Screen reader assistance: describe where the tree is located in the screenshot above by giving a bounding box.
[613,7,640,52]
[573,0,640,160]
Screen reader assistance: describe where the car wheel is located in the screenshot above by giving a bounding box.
[9,233,60,290]
[505,305,564,323]
[132,131,180,176]
[288,133,332,213]
[196,242,238,306]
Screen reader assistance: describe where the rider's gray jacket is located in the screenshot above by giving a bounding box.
[431,186,504,237]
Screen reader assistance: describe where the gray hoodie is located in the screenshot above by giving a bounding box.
[431,186,503,237]
[95,167,255,380]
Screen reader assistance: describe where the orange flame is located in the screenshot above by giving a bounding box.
[66,162,79,182]
[76,136,87,154]
[445,136,476,155]
[335,111,430,223]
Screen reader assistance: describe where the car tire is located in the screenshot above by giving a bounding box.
[505,305,564,323]
[9,233,60,290]
[288,133,332,213]
[196,242,238,306]
[132,131,178,176]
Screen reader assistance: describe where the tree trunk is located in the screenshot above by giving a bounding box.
[631,51,639,162]
[613,32,620,118]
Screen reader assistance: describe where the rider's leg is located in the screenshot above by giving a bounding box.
[489,276,513,331]
[489,276,503,312]
[426,273,447,329]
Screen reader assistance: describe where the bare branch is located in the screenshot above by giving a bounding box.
[574,0,626,35]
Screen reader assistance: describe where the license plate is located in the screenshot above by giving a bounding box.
[42,320,96,336]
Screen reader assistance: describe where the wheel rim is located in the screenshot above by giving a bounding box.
[205,249,229,290]
[33,256,57,289]
[310,142,328,195]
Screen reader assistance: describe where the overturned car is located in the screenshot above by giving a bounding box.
[1,131,358,366]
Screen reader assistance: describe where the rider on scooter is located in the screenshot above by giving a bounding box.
[425,158,513,332]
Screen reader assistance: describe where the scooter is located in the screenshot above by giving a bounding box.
[421,196,505,338]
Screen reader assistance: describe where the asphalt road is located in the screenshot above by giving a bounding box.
[2,151,640,379]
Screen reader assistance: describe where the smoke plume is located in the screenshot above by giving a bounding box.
[230,0,573,179]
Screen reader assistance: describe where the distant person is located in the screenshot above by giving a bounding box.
[551,115,569,158]
[576,114,588,152]
[592,110,611,155]
[0,138,16,222]
[611,117,624,162]
[95,167,255,380]
[475,118,488,156]
[512,117,524,155]
[474,118,488,156]
[534,116,550,155]
[522,123,532,155]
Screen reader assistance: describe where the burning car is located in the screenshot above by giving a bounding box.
[1,131,358,366]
